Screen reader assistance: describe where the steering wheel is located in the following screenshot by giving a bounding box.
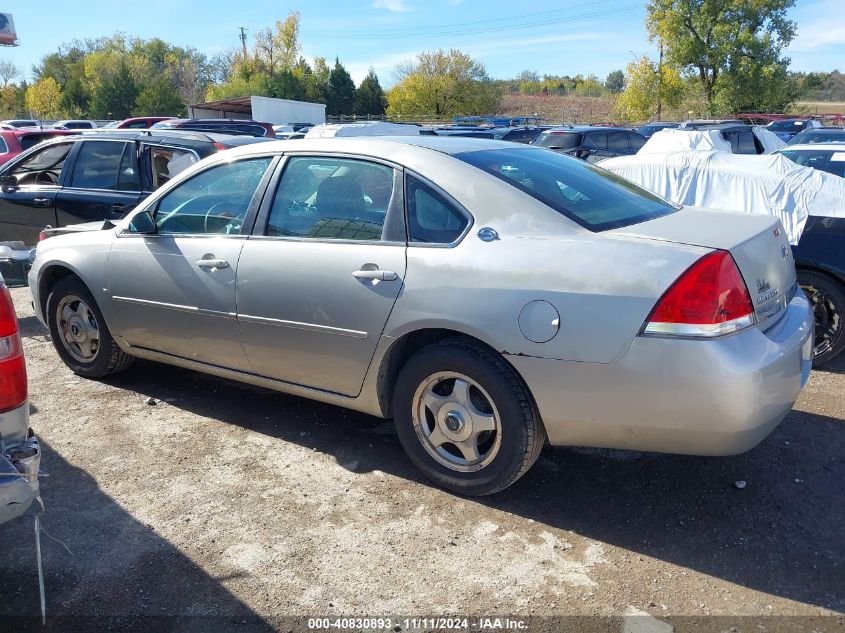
[204,202,238,234]
[35,171,58,185]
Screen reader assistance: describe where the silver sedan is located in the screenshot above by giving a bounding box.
[28,137,814,495]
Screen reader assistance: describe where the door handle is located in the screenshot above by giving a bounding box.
[195,258,230,270]
[352,268,398,281]
[111,203,130,213]
[32,198,52,207]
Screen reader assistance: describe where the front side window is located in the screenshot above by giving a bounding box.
[628,133,646,151]
[10,142,73,186]
[70,141,138,191]
[266,156,394,241]
[455,147,678,232]
[154,157,272,235]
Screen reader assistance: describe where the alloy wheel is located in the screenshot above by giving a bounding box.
[56,294,100,363]
[412,371,502,473]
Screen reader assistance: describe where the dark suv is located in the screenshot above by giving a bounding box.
[532,126,646,162]
[0,130,271,244]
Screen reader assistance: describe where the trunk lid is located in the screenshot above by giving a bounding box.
[609,207,796,328]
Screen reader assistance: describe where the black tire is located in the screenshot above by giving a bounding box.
[798,270,845,367]
[46,276,134,378]
[392,338,545,496]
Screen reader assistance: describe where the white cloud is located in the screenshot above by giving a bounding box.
[372,0,411,12]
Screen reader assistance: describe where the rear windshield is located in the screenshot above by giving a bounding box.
[768,120,807,132]
[20,133,64,151]
[780,149,845,177]
[454,147,679,231]
[788,130,845,145]
[534,131,582,150]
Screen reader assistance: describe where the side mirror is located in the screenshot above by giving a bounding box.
[126,209,156,234]
[0,174,18,191]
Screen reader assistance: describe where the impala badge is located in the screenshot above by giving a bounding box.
[782,245,790,259]
[757,279,771,294]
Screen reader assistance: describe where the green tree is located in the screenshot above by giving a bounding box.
[305,57,330,104]
[135,76,184,116]
[387,49,500,118]
[355,68,386,116]
[26,78,64,119]
[90,61,138,118]
[606,70,625,93]
[647,0,796,113]
[615,56,685,122]
[326,58,355,116]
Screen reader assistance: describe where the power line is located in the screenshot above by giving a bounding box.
[306,0,619,36]
[303,4,642,40]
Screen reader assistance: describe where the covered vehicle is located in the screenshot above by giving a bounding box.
[29,138,812,495]
[601,149,845,364]
[0,274,40,525]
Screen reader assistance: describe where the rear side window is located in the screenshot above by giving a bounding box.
[607,132,629,150]
[455,147,678,232]
[503,129,537,144]
[267,156,395,241]
[0,137,7,154]
[70,141,135,190]
[736,131,758,154]
[406,175,469,244]
[586,133,607,149]
[628,133,646,151]
[535,131,582,150]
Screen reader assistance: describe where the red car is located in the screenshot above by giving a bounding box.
[0,129,78,167]
[106,117,174,130]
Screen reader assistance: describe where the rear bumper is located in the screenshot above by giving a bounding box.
[0,404,41,526]
[508,292,814,455]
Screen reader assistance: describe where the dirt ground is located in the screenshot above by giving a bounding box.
[0,286,842,633]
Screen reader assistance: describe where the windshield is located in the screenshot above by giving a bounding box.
[768,120,807,132]
[788,130,845,145]
[780,149,845,177]
[534,131,582,150]
[455,147,679,231]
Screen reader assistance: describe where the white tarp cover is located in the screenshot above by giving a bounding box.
[639,129,732,154]
[601,150,845,245]
[639,127,785,155]
[305,122,420,138]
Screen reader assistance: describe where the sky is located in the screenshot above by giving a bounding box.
[1,0,842,86]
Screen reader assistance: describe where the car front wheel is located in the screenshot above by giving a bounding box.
[392,338,545,496]
[46,276,134,378]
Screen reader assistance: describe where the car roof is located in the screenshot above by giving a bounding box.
[218,135,531,161]
[542,126,632,133]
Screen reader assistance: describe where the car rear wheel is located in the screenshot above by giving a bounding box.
[46,276,134,378]
[392,338,545,496]
[798,270,845,366]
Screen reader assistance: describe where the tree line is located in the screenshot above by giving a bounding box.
[0,2,840,123]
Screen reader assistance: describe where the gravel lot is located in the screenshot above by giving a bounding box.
[0,285,842,632]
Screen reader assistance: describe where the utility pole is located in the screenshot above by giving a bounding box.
[656,40,664,121]
[238,26,249,59]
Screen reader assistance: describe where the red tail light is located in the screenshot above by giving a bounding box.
[213,142,228,151]
[643,250,755,338]
[0,286,27,412]
[38,230,48,241]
